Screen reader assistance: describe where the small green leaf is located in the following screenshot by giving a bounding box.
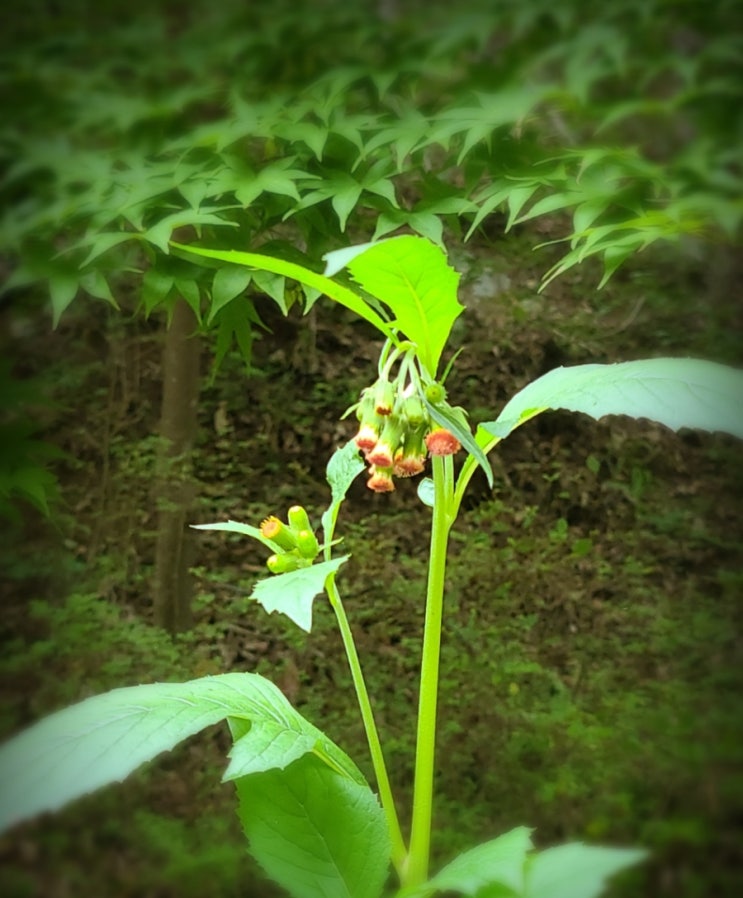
[48,274,79,327]
[251,270,287,313]
[251,556,350,632]
[321,440,366,544]
[483,359,743,441]
[209,266,253,322]
[525,843,647,898]
[175,278,201,322]
[234,754,390,898]
[142,268,174,315]
[345,236,462,375]
[417,477,435,508]
[326,439,366,507]
[79,269,117,306]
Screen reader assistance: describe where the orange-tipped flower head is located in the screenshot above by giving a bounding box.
[260,516,298,551]
[367,466,395,492]
[366,416,402,468]
[393,428,428,477]
[355,422,381,454]
[425,427,461,456]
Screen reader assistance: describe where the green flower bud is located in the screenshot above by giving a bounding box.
[424,382,447,404]
[260,516,297,551]
[266,553,303,574]
[288,505,313,534]
[401,394,427,426]
[295,529,320,559]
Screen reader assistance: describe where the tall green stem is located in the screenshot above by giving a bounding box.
[326,576,407,877]
[406,454,454,886]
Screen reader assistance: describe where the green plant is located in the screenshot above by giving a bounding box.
[1,236,741,897]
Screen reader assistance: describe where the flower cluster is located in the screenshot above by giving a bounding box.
[352,378,461,493]
[260,505,320,573]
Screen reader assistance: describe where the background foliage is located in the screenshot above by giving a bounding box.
[1,0,741,896]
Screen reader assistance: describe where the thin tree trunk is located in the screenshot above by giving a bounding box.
[153,299,200,632]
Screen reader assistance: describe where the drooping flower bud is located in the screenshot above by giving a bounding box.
[295,529,320,559]
[260,516,298,551]
[393,428,428,477]
[355,422,381,454]
[366,415,403,468]
[400,393,427,427]
[367,465,395,492]
[373,379,396,416]
[425,426,461,456]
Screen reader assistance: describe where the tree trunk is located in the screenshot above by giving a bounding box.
[153,299,200,632]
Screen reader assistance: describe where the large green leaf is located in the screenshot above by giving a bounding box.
[524,843,647,898]
[344,236,463,376]
[235,754,390,898]
[250,556,350,632]
[171,243,392,339]
[482,358,743,441]
[0,673,342,834]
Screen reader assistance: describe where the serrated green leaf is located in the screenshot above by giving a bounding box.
[525,843,647,898]
[483,359,743,441]
[251,556,350,632]
[323,242,378,278]
[234,755,390,898]
[321,440,366,543]
[326,439,366,507]
[401,827,533,898]
[0,672,328,834]
[346,236,462,375]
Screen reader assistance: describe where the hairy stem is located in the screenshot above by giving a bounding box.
[326,576,407,877]
[406,454,454,886]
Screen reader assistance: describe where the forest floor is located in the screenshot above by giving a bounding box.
[1,222,742,898]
